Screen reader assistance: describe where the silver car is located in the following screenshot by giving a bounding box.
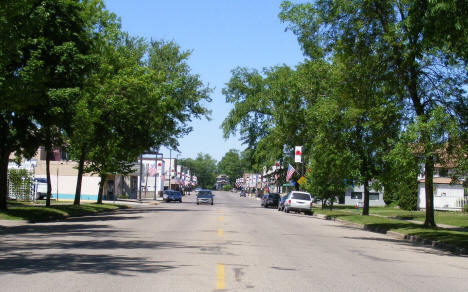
[283,191,313,215]
[196,190,214,205]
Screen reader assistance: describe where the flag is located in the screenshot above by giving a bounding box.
[286,164,295,182]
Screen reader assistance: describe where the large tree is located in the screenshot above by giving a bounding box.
[280,0,467,226]
[0,0,92,209]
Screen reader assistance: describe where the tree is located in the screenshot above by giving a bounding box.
[218,149,246,185]
[179,154,217,189]
[280,0,467,226]
[0,0,92,209]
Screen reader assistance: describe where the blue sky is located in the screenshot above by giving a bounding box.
[105,0,305,161]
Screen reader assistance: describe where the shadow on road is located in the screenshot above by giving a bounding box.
[0,253,185,276]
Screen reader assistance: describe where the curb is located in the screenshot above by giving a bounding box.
[314,214,468,256]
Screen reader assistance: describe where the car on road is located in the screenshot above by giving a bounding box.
[261,192,280,208]
[283,191,313,215]
[163,190,182,203]
[196,190,214,205]
[278,195,288,211]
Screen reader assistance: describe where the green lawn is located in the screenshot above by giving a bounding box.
[368,207,468,228]
[0,201,129,222]
[313,208,468,250]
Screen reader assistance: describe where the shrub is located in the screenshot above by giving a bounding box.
[222,184,231,191]
[398,192,418,211]
[463,203,468,213]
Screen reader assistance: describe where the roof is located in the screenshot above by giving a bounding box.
[418,177,463,184]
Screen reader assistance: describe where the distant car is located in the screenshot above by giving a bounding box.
[240,190,246,197]
[283,191,313,215]
[261,192,280,208]
[278,195,288,211]
[163,190,182,203]
[197,190,214,205]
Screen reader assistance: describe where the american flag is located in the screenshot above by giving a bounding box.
[286,164,295,182]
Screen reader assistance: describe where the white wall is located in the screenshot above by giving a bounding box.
[418,183,465,210]
[344,185,385,206]
[36,175,100,196]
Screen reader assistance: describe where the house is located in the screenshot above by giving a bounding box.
[343,184,385,206]
[417,164,466,211]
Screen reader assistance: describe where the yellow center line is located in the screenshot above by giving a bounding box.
[219,216,223,222]
[216,263,225,290]
[218,228,223,237]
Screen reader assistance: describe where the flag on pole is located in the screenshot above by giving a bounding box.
[286,164,295,182]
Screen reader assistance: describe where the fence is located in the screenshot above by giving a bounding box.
[7,169,34,201]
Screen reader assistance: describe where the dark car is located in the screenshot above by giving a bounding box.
[197,190,214,205]
[278,195,288,211]
[163,190,182,202]
[261,192,280,208]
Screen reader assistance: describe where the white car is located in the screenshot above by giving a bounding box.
[283,191,313,215]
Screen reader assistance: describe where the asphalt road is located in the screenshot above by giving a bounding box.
[1,191,467,292]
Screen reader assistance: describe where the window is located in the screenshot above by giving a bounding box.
[292,193,311,200]
[438,168,449,177]
[351,192,362,199]
[369,192,380,200]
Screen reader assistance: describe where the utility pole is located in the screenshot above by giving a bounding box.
[139,154,142,201]
[169,149,172,190]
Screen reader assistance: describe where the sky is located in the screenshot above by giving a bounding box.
[104,0,305,162]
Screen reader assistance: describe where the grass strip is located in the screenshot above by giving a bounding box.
[313,208,468,250]
[0,202,129,222]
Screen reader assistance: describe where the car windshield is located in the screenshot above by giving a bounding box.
[198,194,212,198]
[269,193,280,198]
[292,193,311,200]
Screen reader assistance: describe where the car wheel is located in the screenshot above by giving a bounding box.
[211,202,213,205]
[197,202,199,205]
[285,207,290,213]
[179,199,182,203]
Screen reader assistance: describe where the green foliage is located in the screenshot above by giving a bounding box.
[398,192,418,211]
[217,149,249,184]
[7,169,31,200]
[464,204,468,213]
[222,184,232,191]
[179,154,217,189]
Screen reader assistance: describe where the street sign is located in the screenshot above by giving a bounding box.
[295,146,302,163]
[297,176,306,185]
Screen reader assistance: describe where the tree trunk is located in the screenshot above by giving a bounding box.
[424,154,436,227]
[97,173,105,204]
[361,152,370,216]
[0,149,11,211]
[45,145,52,207]
[74,148,86,206]
[362,179,370,216]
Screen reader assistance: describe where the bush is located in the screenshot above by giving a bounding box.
[398,192,418,211]
[383,191,394,205]
[222,184,231,191]
[463,204,468,213]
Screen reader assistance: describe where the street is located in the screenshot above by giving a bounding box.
[1,191,467,292]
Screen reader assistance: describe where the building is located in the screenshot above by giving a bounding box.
[215,175,229,190]
[417,164,466,211]
[343,184,385,206]
[9,147,138,201]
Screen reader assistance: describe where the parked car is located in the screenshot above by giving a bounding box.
[163,190,182,203]
[33,178,47,200]
[197,190,214,205]
[261,192,280,208]
[283,191,313,215]
[278,195,288,211]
